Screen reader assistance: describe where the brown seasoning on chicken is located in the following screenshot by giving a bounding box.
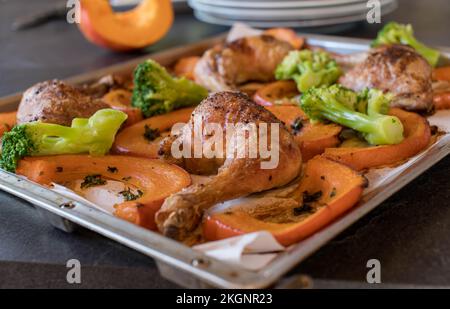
[339,45,433,111]
[17,80,109,126]
[194,35,293,92]
[156,92,302,241]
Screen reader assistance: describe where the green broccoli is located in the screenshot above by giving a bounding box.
[132,59,208,118]
[300,85,404,145]
[275,50,342,92]
[0,109,127,172]
[372,22,440,67]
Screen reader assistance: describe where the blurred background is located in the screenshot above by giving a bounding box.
[0,0,448,96]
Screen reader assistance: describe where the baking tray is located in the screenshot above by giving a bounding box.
[1,33,450,289]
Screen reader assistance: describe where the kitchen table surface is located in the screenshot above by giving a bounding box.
[0,0,450,288]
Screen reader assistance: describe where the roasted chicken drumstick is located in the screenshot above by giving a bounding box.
[156,92,302,241]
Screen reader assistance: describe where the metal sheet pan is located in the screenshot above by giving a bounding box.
[1,33,449,289]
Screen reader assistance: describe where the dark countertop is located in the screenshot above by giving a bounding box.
[0,0,450,288]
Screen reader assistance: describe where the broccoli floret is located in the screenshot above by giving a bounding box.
[0,109,127,172]
[300,85,404,145]
[275,50,342,92]
[372,22,440,67]
[132,59,208,118]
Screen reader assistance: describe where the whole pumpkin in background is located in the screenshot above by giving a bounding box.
[78,0,174,51]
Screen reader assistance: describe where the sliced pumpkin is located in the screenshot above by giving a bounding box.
[203,156,366,246]
[0,111,17,138]
[173,56,200,80]
[433,92,450,110]
[433,66,450,82]
[324,108,431,171]
[102,89,143,126]
[113,107,194,157]
[78,0,174,51]
[253,80,299,106]
[17,155,191,230]
[266,105,342,161]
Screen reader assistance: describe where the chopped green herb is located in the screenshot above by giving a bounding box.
[107,166,118,173]
[330,187,337,198]
[293,190,323,216]
[290,117,304,135]
[80,174,106,189]
[293,204,315,216]
[303,190,323,203]
[119,187,144,201]
[430,125,438,135]
[143,125,160,142]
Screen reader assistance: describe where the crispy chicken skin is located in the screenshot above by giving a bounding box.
[332,51,369,72]
[194,35,293,92]
[156,92,302,241]
[81,74,132,99]
[17,80,109,126]
[339,45,433,111]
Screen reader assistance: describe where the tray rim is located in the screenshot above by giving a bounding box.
[1,32,449,289]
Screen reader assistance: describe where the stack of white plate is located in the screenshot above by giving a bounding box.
[111,0,189,11]
[188,0,398,28]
